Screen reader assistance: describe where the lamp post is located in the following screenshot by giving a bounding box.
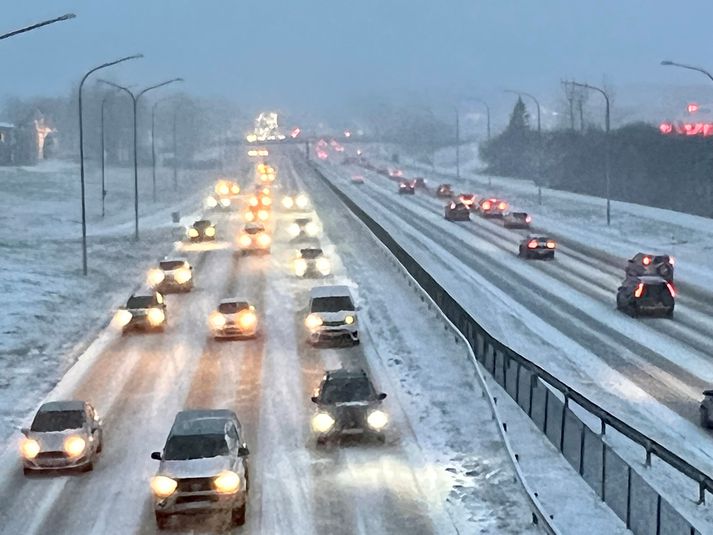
[99,78,183,240]
[0,13,76,41]
[660,60,713,83]
[505,89,543,204]
[78,54,142,276]
[101,94,109,217]
[571,81,611,225]
[455,107,460,179]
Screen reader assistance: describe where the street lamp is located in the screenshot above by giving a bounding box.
[101,94,109,218]
[571,81,611,225]
[0,13,76,41]
[78,54,143,276]
[505,89,543,204]
[99,78,184,240]
[660,60,713,83]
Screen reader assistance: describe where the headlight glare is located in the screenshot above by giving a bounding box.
[148,269,165,287]
[112,309,133,329]
[174,267,192,284]
[214,470,240,494]
[205,227,216,237]
[238,311,257,330]
[187,228,199,238]
[282,196,294,209]
[63,435,86,458]
[295,194,309,209]
[344,315,355,325]
[294,258,307,276]
[151,475,177,498]
[305,313,323,330]
[311,412,335,433]
[316,257,331,275]
[257,234,271,248]
[147,308,165,326]
[209,312,227,330]
[367,410,388,430]
[20,438,40,460]
[305,222,319,236]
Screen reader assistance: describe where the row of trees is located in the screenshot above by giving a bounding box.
[480,98,713,217]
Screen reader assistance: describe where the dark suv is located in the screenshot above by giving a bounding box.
[150,410,250,529]
[444,201,470,221]
[616,275,675,318]
[310,369,388,445]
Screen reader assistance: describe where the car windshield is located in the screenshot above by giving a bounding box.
[321,378,376,403]
[127,295,154,308]
[194,220,211,228]
[159,260,185,270]
[301,249,323,259]
[218,302,248,314]
[164,434,229,460]
[31,410,84,432]
[311,296,354,312]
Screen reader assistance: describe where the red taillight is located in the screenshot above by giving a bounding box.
[634,282,645,298]
[642,256,651,266]
[527,240,538,249]
[525,215,532,223]
[498,201,508,210]
[666,282,676,298]
[482,201,492,210]
[546,240,556,249]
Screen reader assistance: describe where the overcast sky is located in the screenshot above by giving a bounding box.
[3,1,713,116]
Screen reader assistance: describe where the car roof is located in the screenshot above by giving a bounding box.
[632,275,668,284]
[219,298,250,306]
[39,400,86,413]
[171,410,241,436]
[310,285,353,299]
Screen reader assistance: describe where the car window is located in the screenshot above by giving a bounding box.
[321,378,376,403]
[31,410,85,432]
[159,260,185,270]
[218,302,248,314]
[311,296,355,312]
[164,434,229,460]
[127,295,154,308]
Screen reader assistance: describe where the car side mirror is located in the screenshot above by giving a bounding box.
[310,396,320,404]
[151,451,162,461]
[378,393,387,400]
[238,446,250,457]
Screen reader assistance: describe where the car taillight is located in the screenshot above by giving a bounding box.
[498,202,507,210]
[546,240,556,249]
[527,240,538,249]
[482,201,492,210]
[666,282,676,298]
[634,282,645,298]
[642,256,651,266]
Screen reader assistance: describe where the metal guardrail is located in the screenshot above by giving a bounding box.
[311,160,710,535]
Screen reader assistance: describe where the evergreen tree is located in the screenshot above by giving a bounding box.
[506,96,530,133]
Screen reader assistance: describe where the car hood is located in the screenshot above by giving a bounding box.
[159,455,233,479]
[29,429,86,452]
[315,311,355,322]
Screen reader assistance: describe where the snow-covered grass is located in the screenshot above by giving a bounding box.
[0,159,219,439]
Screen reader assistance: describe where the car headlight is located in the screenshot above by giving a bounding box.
[305,222,319,236]
[20,438,40,460]
[257,234,271,248]
[220,198,231,207]
[287,223,300,237]
[63,435,86,458]
[238,310,257,330]
[257,210,269,221]
[282,196,294,209]
[344,315,355,325]
[239,234,253,248]
[205,196,218,208]
[294,258,308,276]
[295,194,309,209]
[174,267,192,284]
[187,228,199,238]
[311,412,335,433]
[112,309,133,329]
[217,184,229,196]
[205,227,216,237]
[316,257,331,275]
[147,308,165,326]
[305,313,323,330]
[148,269,165,287]
[367,410,388,430]
[213,470,240,494]
[262,196,272,207]
[209,312,227,330]
[230,185,240,195]
[244,211,255,222]
[249,196,259,207]
[151,475,177,498]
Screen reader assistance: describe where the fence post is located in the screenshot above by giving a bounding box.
[543,389,550,435]
[515,363,521,404]
[698,481,706,505]
[559,395,569,451]
[528,375,537,418]
[655,494,662,535]
[578,425,585,475]
[601,444,607,502]
[626,466,632,529]
[502,353,508,390]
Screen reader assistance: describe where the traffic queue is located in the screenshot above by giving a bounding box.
[19,158,389,530]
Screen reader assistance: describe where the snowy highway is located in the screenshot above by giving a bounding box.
[0,152,541,534]
[318,155,713,477]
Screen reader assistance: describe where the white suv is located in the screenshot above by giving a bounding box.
[305,285,359,346]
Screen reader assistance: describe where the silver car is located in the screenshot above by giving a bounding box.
[20,400,103,474]
[150,410,250,529]
[305,285,359,346]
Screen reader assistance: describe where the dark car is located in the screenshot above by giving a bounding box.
[20,400,103,474]
[700,390,713,428]
[150,410,250,529]
[616,275,675,318]
[436,184,454,198]
[445,201,470,221]
[310,369,388,445]
[625,253,674,282]
[398,181,416,194]
[478,198,509,218]
[413,177,427,189]
[114,290,167,333]
[186,219,216,242]
[503,212,532,229]
[519,236,556,260]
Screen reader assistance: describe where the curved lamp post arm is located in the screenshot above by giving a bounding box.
[661,60,713,84]
[0,13,76,41]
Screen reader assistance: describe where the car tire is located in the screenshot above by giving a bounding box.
[80,461,94,473]
[231,504,246,526]
[155,512,169,530]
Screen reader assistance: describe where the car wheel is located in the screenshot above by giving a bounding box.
[155,512,169,530]
[231,503,246,526]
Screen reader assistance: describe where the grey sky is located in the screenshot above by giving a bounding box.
[3,1,713,113]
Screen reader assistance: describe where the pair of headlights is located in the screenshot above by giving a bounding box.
[148,268,191,286]
[209,310,257,331]
[304,313,354,330]
[21,435,86,460]
[187,227,215,238]
[112,308,165,329]
[150,470,240,499]
[311,410,388,433]
[294,258,331,276]
[239,233,271,248]
[287,221,319,238]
